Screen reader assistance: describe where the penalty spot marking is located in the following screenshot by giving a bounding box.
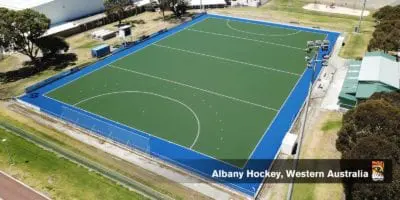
[73,90,201,149]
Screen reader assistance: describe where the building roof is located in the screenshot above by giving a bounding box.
[358,51,400,89]
[0,0,53,10]
[339,52,400,108]
[133,0,152,7]
[339,60,361,107]
[340,60,362,95]
[188,0,226,6]
[355,82,396,99]
[42,13,106,36]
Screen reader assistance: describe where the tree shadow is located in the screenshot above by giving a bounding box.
[112,19,146,28]
[0,53,77,83]
[152,12,195,23]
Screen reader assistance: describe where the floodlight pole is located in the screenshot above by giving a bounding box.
[286,55,316,200]
[287,40,327,200]
[356,0,367,33]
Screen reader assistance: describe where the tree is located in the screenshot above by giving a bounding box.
[170,0,187,19]
[372,5,400,21]
[103,0,131,26]
[368,5,400,52]
[336,91,400,199]
[370,91,400,107]
[0,8,50,67]
[35,36,69,58]
[342,136,400,200]
[157,0,187,20]
[337,99,400,153]
[158,0,169,20]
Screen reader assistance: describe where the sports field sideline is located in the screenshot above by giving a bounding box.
[47,16,325,166]
[21,14,339,196]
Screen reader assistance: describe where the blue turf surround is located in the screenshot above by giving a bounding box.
[20,13,339,197]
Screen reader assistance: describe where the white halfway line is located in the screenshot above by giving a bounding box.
[152,43,300,77]
[186,28,304,51]
[109,64,279,112]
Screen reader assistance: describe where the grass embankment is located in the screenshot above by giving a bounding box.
[0,104,211,200]
[292,111,343,200]
[0,126,147,200]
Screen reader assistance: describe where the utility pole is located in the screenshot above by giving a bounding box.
[286,40,330,200]
[286,54,316,200]
[356,0,367,33]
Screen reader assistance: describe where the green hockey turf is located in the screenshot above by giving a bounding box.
[47,17,326,167]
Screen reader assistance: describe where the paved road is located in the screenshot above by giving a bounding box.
[0,171,50,200]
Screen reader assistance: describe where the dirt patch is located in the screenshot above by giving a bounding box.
[303,4,370,17]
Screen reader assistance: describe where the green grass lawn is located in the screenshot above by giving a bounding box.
[321,119,342,132]
[0,127,147,200]
[292,111,343,200]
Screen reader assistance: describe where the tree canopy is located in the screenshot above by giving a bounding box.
[35,36,69,58]
[337,91,400,199]
[368,5,400,52]
[372,5,400,21]
[158,0,187,20]
[103,0,131,26]
[0,8,50,66]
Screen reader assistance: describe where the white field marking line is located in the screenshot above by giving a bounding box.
[0,171,52,200]
[186,28,303,51]
[43,16,209,96]
[209,14,333,35]
[43,95,245,171]
[241,65,308,169]
[153,43,301,77]
[226,20,302,37]
[243,33,331,167]
[109,64,279,112]
[73,91,201,149]
[254,34,332,195]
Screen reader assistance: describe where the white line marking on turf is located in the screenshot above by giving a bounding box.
[109,64,279,112]
[73,91,201,149]
[210,14,325,34]
[43,16,210,96]
[44,95,243,170]
[242,65,308,167]
[226,20,302,37]
[152,43,301,77]
[242,33,330,168]
[186,28,303,51]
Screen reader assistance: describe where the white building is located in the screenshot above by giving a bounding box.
[188,0,227,8]
[0,0,105,25]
